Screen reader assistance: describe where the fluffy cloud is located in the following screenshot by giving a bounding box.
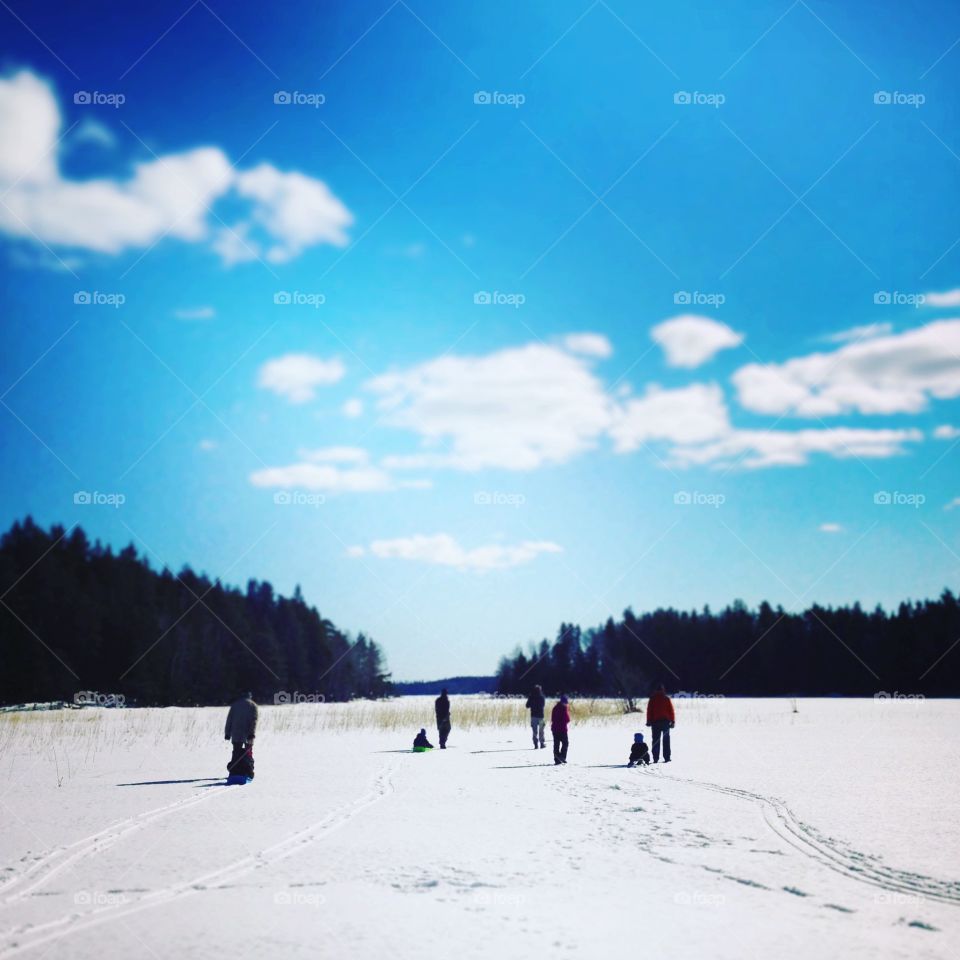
[257,354,345,403]
[609,383,731,451]
[819,523,843,533]
[350,533,562,572]
[671,427,922,469]
[822,322,892,344]
[934,424,960,440]
[561,332,613,358]
[250,462,395,493]
[342,398,364,418]
[0,70,352,264]
[732,320,960,416]
[651,315,744,368]
[367,343,614,471]
[297,446,370,464]
[924,288,960,308]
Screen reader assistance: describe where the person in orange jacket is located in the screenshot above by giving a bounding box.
[645,683,675,763]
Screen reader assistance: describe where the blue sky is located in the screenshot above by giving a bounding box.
[1,0,959,680]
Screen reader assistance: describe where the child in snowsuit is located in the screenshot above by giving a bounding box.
[413,728,434,751]
[628,732,650,767]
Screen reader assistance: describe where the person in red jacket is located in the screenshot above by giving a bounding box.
[550,695,570,765]
[645,683,675,763]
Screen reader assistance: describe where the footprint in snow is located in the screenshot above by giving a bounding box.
[782,886,809,897]
[823,903,856,913]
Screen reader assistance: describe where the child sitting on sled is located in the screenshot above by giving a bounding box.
[413,728,434,752]
[628,732,650,767]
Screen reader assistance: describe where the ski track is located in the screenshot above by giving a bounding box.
[642,769,960,906]
[0,786,232,906]
[0,761,397,959]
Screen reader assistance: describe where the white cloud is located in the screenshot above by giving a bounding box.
[651,314,744,368]
[945,498,960,511]
[924,288,960,308]
[174,305,215,320]
[0,70,352,264]
[609,383,731,451]
[297,446,369,464]
[819,523,843,533]
[257,353,345,404]
[671,427,922,469]
[71,117,116,150]
[822,322,892,344]
[732,320,960,416]
[561,332,613,358]
[346,545,366,557]
[934,424,960,440]
[355,533,562,572]
[367,342,614,471]
[342,397,364,418]
[249,462,395,493]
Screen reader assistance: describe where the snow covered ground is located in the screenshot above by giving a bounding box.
[1,697,958,959]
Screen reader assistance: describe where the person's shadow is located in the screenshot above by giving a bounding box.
[117,778,223,786]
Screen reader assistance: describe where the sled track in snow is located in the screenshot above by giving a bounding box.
[0,761,397,958]
[0,787,232,906]
[647,770,960,906]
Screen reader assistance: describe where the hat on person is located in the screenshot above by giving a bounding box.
[560,695,569,704]
[634,732,644,743]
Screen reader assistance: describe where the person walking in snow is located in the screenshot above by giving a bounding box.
[224,691,258,777]
[526,683,546,749]
[435,688,451,749]
[551,695,570,765]
[646,683,675,763]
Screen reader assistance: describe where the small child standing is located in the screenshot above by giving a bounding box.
[628,732,650,767]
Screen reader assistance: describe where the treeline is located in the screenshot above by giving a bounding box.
[495,595,960,698]
[0,518,390,706]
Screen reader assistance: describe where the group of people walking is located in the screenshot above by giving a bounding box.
[419,682,676,767]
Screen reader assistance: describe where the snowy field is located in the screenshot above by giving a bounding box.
[1,697,958,959]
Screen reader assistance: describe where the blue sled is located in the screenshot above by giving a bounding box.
[226,775,253,785]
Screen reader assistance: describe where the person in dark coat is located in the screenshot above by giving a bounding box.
[435,688,451,749]
[628,732,650,767]
[225,691,258,777]
[550,695,570,765]
[413,728,434,750]
[525,684,546,749]
[645,683,675,763]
